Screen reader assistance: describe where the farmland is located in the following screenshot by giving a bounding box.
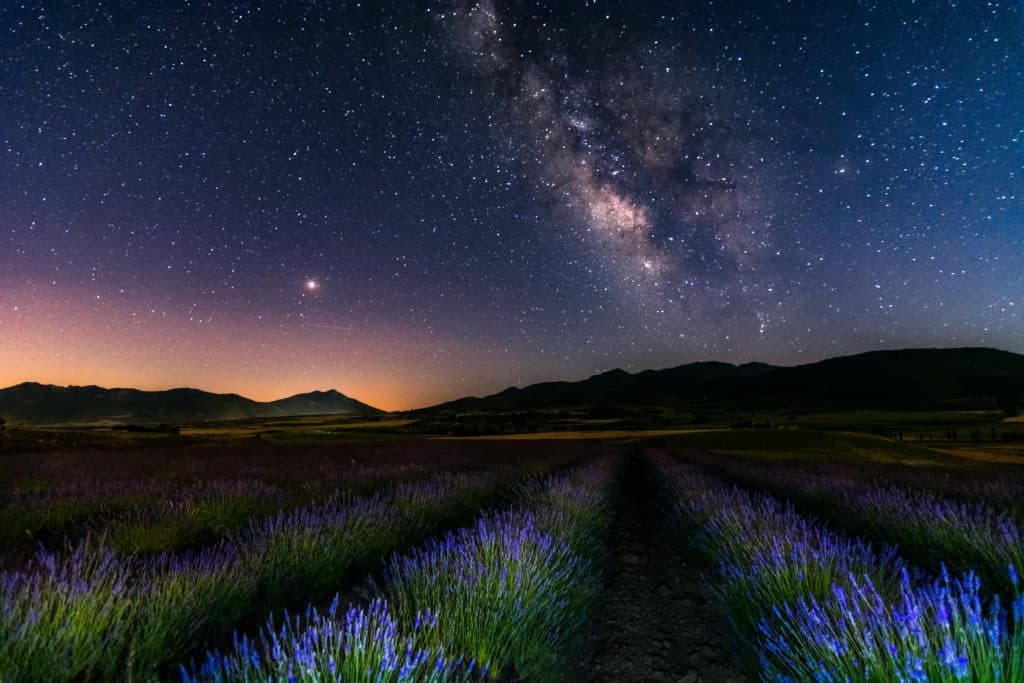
[2,430,1024,681]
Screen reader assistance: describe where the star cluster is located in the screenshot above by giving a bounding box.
[1,1,1021,409]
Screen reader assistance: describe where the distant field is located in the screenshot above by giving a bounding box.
[661,428,952,465]
[726,408,1024,437]
[0,425,190,453]
[437,428,712,441]
[926,442,1024,464]
[660,427,1024,468]
[181,418,416,438]
[0,415,418,453]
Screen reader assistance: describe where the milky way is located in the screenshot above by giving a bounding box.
[443,0,776,327]
[1,1,1021,408]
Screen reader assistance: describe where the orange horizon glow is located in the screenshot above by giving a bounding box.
[0,287,540,412]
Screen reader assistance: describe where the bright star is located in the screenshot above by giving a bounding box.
[305,279,319,291]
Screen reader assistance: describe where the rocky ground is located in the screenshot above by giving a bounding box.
[587,452,750,683]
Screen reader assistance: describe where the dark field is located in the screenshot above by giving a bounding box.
[1,428,1023,681]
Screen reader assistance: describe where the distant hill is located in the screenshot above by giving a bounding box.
[0,383,382,425]
[5,348,1022,425]
[268,389,379,418]
[413,348,1024,415]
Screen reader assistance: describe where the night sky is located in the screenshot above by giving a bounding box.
[1,1,1021,410]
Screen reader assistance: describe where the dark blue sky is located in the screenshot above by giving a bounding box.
[1,1,1021,408]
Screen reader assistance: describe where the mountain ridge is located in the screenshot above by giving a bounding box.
[4,347,1023,424]
[411,347,1024,415]
[0,383,382,425]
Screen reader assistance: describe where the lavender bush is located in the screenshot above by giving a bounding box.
[0,469,505,681]
[658,456,1024,681]
[702,457,1024,598]
[184,598,479,683]
[183,459,616,683]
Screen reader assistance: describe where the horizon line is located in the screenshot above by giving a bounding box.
[1,344,1012,413]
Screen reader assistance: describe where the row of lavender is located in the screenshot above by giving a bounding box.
[0,463,431,562]
[180,458,617,682]
[697,455,1024,598]
[857,465,1024,519]
[0,466,511,681]
[702,454,1024,518]
[657,455,1024,681]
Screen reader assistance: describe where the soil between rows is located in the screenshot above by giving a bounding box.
[586,452,748,683]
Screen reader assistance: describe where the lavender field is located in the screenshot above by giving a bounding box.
[2,439,1023,682]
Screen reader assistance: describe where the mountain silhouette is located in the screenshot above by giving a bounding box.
[414,348,1024,414]
[0,384,381,425]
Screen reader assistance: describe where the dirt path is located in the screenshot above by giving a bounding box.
[586,452,749,683]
